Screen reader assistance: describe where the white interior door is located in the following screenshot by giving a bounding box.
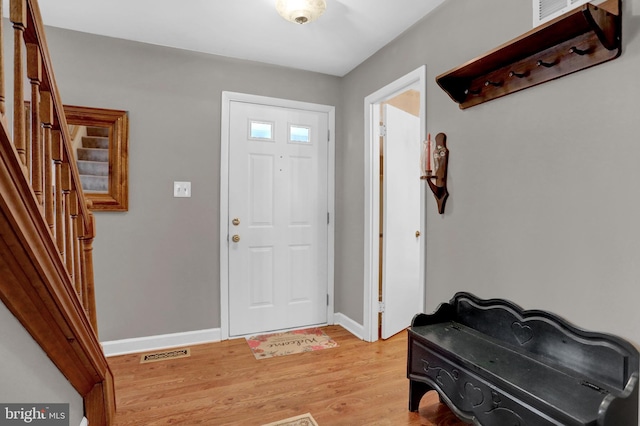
[381,104,422,339]
[227,101,329,337]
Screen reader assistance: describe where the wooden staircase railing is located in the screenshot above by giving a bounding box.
[0,0,114,424]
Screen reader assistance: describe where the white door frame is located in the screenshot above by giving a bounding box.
[220,91,336,340]
[363,66,427,343]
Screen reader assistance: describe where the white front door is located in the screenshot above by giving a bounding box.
[381,104,422,339]
[227,100,329,337]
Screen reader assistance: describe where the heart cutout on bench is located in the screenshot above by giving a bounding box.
[464,382,485,407]
[511,322,533,345]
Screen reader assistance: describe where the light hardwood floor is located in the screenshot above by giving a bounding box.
[109,325,467,425]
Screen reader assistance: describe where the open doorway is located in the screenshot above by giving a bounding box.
[363,66,427,342]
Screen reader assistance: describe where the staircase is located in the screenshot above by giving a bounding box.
[0,1,115,424]
[77,127,109,193]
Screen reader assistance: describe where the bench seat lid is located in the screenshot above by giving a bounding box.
[412,321,610,424]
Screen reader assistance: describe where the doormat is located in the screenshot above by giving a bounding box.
[139,348,190,364]
[246,328,338,359]
[261,413,319,426]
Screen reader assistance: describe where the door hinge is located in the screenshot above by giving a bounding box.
[379,124,386,137]
[327,294,330,306]
[378,301,385,313]
[327,212,330,224]
[327,129,330,142]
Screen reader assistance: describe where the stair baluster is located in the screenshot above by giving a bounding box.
[61,160,73,275]
[52,130,65,255]
[41,91,54,232]
[11,0,27,167]
[70,193,82,299]
[27,43,43,206]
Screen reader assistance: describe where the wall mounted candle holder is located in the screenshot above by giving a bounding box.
[421,132,449,214]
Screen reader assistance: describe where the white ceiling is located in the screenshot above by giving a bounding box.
[24,0,446,77]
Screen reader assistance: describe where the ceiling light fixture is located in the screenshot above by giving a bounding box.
[275,0,327,25]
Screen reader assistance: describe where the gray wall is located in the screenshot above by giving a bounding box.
[4,0,636,420]
[339,0,640,346]
[45,28,342,341]
[0,303,83,425]
[43,0,640,349]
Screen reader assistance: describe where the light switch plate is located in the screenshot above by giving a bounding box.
[173,181,191,198]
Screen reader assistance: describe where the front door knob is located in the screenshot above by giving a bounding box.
[232,235,240,243]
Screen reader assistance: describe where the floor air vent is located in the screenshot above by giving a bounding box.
[140,348,191,364]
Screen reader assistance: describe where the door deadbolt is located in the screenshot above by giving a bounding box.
[232,235,240,243]
[415,231,421,238]
[232,218,240,226]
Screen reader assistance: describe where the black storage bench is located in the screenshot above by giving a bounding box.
[407,292,639,426]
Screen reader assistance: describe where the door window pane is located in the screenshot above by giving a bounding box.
[250,121,274,140]
[290,125,310,143]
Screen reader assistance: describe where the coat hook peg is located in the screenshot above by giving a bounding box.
[536,59,557,68]
[484,80,502,87]
[464,88,482,96]
[508,70,528,78]
[569,46,590,55]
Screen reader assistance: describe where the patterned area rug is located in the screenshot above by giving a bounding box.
[246,327,338,359]
[261,413,319,426]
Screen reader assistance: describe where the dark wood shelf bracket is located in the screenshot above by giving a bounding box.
[436,0,621,109]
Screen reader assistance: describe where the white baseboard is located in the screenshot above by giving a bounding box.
[334,312,364,340]
[101,328,221,357]
[101,320,364,357]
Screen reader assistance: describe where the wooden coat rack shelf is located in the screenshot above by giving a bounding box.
[436,0,621,109]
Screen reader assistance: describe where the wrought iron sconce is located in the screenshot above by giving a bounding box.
[421,132,449,214]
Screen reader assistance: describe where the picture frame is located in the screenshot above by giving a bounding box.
[64,105,129,211]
